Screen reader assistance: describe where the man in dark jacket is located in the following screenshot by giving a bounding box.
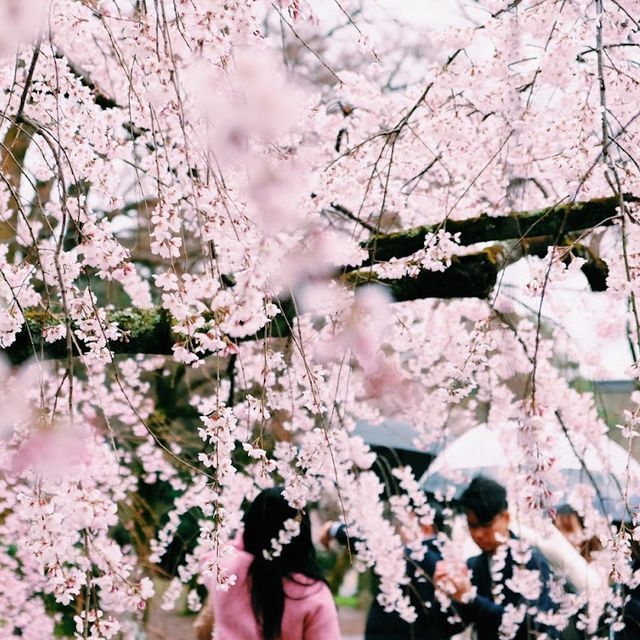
[615,554,640,640]
[435,475,558,640]
[321,503,462,640]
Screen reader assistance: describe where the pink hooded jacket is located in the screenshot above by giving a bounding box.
[202,541,341,640]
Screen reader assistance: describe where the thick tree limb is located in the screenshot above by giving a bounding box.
[5,253,500,364]
[344,249,500,301]
[364,195,637,262]
[5,300,295,364]
[1,121,35,236]
[1,196,632,363]
[7,308,175,365]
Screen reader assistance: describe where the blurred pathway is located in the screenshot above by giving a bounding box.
[146,605,365,639]
[338,606,366,639]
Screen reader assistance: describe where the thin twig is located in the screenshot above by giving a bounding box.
[555,410,612,519]
[271,4,343,84]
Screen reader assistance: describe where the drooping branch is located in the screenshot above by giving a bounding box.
[364,195,637,263]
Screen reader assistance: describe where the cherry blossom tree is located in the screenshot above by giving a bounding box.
[0,0,639,637]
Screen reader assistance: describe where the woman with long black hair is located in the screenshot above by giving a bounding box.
[199,487,341,640]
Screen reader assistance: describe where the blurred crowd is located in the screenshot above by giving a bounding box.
[320,476,639,640]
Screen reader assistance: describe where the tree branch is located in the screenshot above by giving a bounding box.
[344,249,501,301]
[4,252,501,364]
[2,196,632,363]
[363,195,637,263]
[7,308,174,365]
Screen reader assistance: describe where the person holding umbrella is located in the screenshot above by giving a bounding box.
[434,476,558,640]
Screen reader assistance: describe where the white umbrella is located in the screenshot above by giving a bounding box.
[421,423,640,521]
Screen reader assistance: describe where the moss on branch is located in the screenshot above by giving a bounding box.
[7,308,175,365]
[5,253,500,365]
[364,195,637,262]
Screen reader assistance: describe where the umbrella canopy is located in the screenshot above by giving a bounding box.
[420,423,640,521]
[354,419,436,484]
[354,419,426,451]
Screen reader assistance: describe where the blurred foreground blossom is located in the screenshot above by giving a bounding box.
[246,156,307,233]
[300,284,412,407]
[185,48,310,233]
[10,423,88,479]
[185,48,305,163]
[0,359,39,440]
[343,286,393,370]
[0,0,49,55]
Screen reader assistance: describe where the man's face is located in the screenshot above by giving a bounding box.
[466,509,510,554]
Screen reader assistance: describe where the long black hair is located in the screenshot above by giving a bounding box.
[243,487,324,640]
